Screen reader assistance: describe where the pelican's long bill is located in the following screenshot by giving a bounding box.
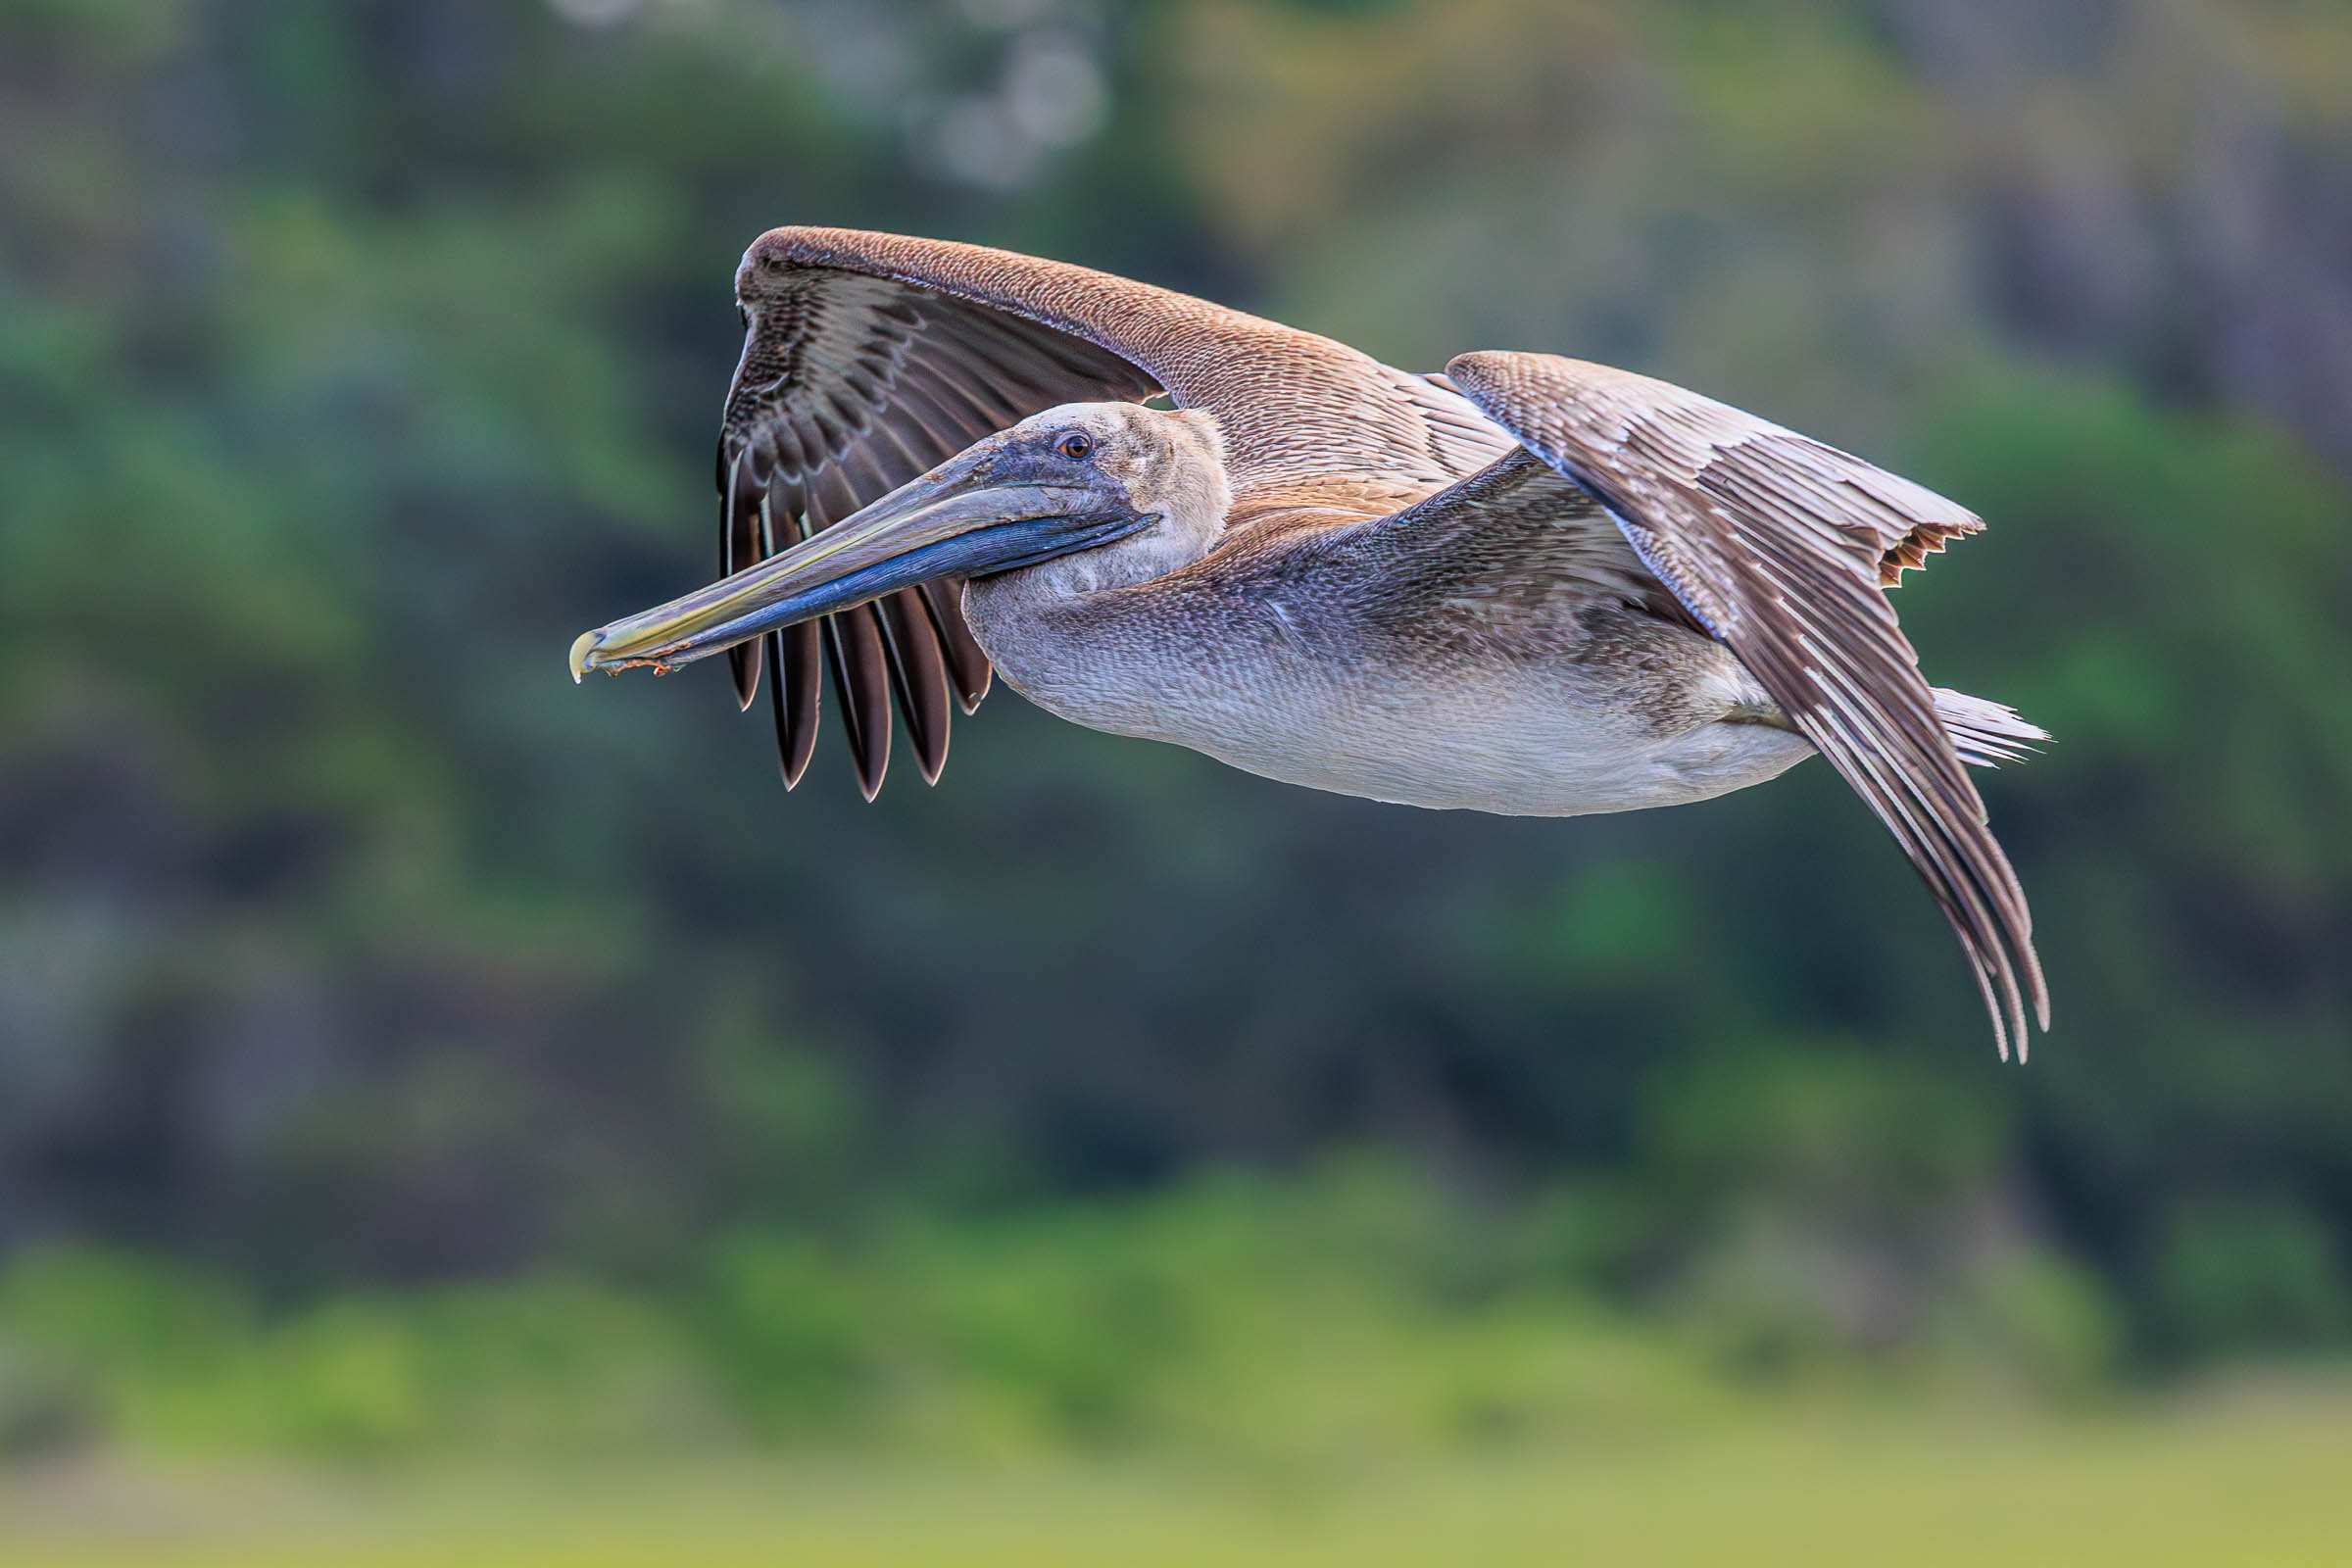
[570,444,1152,682]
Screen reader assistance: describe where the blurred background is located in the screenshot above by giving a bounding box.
[2,0,2351,1560]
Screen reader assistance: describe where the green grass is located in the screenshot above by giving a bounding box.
[4,1382,2348,1567]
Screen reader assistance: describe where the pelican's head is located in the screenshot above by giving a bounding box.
[570,402,1228,681]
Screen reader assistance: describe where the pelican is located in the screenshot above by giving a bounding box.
[570,228,2050,1057]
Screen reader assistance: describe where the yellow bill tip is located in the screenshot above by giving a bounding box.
[568,629,602,685]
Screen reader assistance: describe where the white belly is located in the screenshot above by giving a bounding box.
[1157,695,1811,816]
[997,650,1815,818]
[965,565,1817,818]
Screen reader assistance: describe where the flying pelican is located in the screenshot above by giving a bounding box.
[570,228,2050,1057]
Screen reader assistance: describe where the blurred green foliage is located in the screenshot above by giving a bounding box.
[1,0,2349,1463]
[0,1152,2123,1461]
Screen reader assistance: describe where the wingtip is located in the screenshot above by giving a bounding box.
[1989,967,2052,1064]
[907,725,948,787]
[2007,981,2051,1063]
[728,619,767,710]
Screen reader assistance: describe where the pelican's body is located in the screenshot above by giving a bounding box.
[571,228,2051,1055]
[963,498,1809,817]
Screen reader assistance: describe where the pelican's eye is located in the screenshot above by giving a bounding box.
[1055,431,1094,462]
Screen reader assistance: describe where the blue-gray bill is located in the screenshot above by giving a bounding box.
[571,453,1150,682]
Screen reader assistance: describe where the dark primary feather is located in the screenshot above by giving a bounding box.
[1445,352,2047,1059]
[716,227,1518,795]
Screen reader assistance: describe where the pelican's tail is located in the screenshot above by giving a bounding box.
[1935,688,2048,768]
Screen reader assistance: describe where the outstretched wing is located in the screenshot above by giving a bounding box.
[1445,351,2047,1058]
[719,264,1152,797]
[719,227,1514,797]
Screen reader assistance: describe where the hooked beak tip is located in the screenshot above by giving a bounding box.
[568,629,603,684]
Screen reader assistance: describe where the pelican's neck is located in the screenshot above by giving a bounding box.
[959,407,1234,731]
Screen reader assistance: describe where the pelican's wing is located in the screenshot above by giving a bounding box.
[719,251,1156,797]
[1333,445,1703,629]
[1445,351,2046,1058]
[723,229,1517,797]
